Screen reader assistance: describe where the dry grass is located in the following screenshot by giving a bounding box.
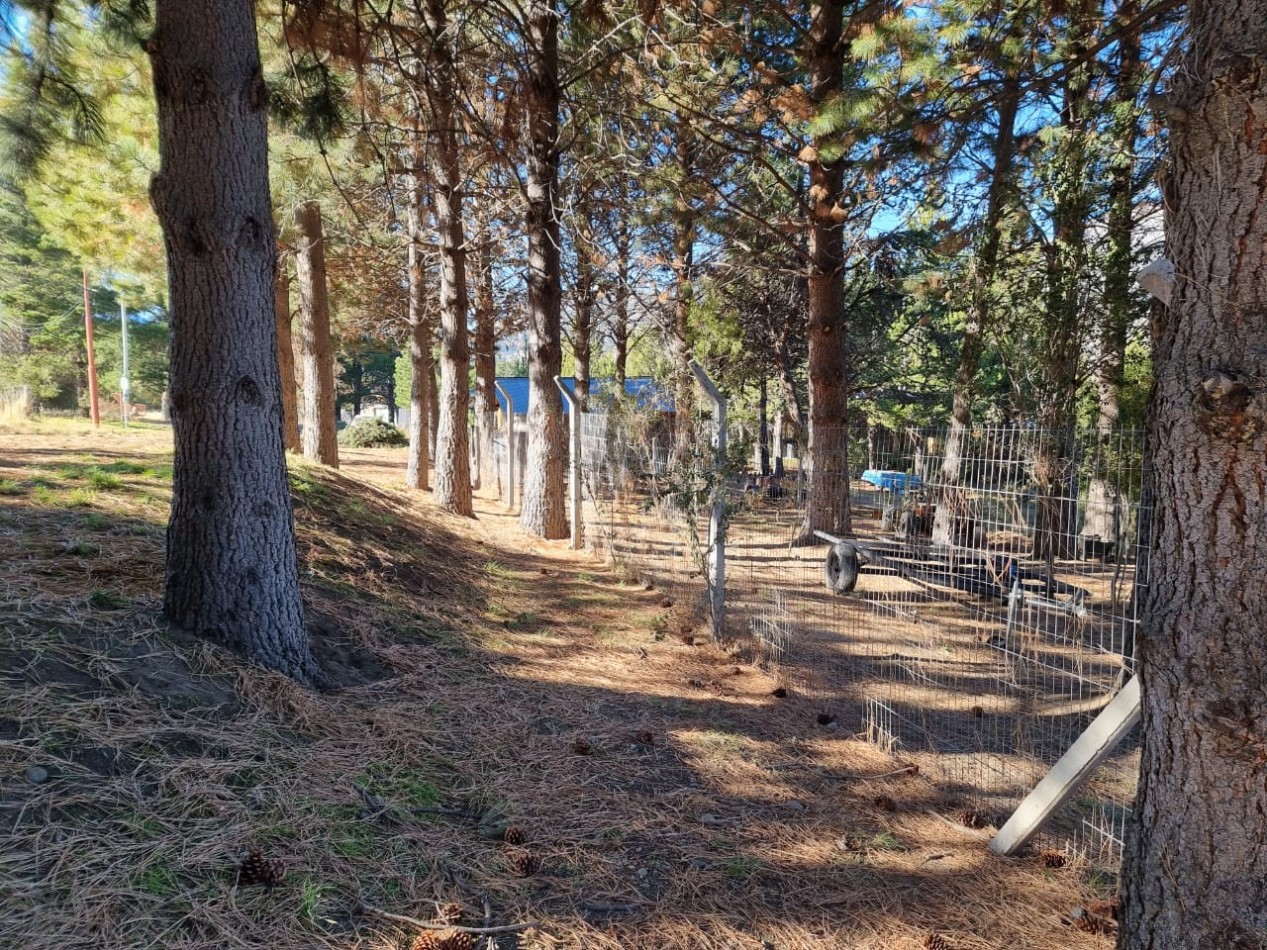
[0,422,1114,949]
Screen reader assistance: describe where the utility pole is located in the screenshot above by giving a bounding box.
[82,267,100,427]
[119,299,130,426]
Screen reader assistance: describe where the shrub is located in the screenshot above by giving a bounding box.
[337,418,408,448]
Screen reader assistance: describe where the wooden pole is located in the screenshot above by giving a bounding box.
[494,380,515,511]
[554,376,583,549]
[82,267,100,428]
[120,300,130,426]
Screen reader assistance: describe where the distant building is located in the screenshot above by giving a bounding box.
[487,376,673,421]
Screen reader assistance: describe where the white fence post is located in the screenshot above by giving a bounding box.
[554,376,583,549]
[493,380,515,512]
[689,359,726,640]
[989,676,1141,856]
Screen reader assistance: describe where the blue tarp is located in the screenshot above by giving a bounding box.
[860,469,923,494]
[488,376,673,416]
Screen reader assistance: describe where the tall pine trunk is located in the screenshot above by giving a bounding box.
[422,0,473,517]
[405,162,431,491]
[472,219,498,491]
[274,250,301,452]
[932,70,1020,545]
[574,198,598,411]
[149,0,316,683]
[294,200,339,467]
[519,0,568,539]
[799,0,850,542]
[614,215,630,387]
[670,123,697,454]
[1085,1,1142,546]
[1033,4,1093,561]
[1119,2,1267,944]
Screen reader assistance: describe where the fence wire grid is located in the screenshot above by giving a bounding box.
[577,409,1145,873]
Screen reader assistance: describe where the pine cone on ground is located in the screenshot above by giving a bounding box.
[572,737,592,755]
[1072,908,1116,936]
[1088,896,1122,921]
[436,931,475,950]
[237,847,285,888]
[434,902,464,925]
[503,825,527,845]
[410,933,441,950]
[506,847,539,877]
[957,809,985,829]
[1040,848,1068,869]
[923,933,951,949]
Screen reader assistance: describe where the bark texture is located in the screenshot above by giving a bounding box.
[614,215,631,387]
[472,218,498,490]
[148,0,316,683]
[274,253,301,452]
[294,200,339,467]
[799,0,850,541]
[1119,4,1267,946]
[405,164,431,491]
[519,0,568,540]
[422,0,473,517]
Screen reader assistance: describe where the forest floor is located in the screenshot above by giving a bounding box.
[0,418,1117,950]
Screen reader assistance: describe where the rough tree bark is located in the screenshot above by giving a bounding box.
[274,250,301,452]
[573,194,598,411]
[421,0,473,517]
[294,200,339,467]
[519,0,568,539]
[614,214,630,387]
[148,0,317,683]
[798,0,850,542]
[472,214,498,491]
[405,160,431,491]
[1118,3,1267,945]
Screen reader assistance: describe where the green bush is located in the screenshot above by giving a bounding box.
[337,418,408,448]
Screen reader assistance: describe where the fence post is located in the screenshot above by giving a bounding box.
[554,376,583,550]
[689,359,726,640]
[493,380,515,512]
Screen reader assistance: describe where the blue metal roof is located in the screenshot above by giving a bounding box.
[489,376,673,415]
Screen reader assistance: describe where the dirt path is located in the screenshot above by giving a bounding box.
[0,422,1111,949]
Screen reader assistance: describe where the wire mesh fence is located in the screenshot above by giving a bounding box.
[0,386,33,423]
[579,408,1146,873]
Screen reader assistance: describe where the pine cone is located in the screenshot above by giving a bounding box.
[503,825,527,846]
[1040,848,1068,869]
[506,847,539,877]
[434,902,464,925]
[923,934,951,950]
[957,809,985,829]
[634,730,654,745]
[1088,896,1122,921]
[436,931,475,950]
[1072,909,1116,935]
[410,933,441,950]
[238,847,286,888]
[572,737,592,755]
